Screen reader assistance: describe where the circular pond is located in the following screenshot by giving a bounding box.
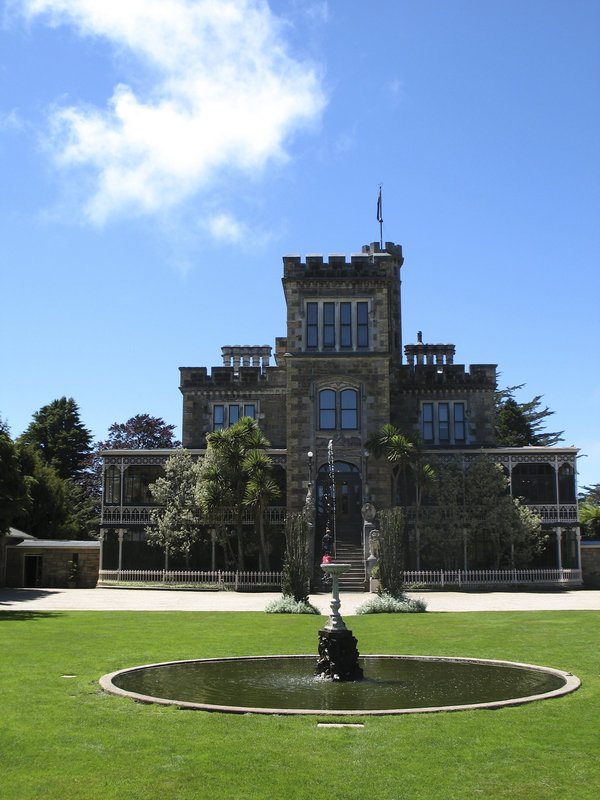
[100,655,579,715]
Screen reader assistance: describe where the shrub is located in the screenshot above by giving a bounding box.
[281,512,311,602]
[377,508,405,598]
[265,595,320,614]
[356,592,427,614]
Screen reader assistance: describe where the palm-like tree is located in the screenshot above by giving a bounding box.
[244,450,280,570]
[366,424,420,506]
[412,461,437,570]
[198,417,271,570]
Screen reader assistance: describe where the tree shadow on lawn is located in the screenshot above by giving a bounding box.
[0,609,62,622]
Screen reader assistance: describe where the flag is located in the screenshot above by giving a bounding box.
[376,187,383,223]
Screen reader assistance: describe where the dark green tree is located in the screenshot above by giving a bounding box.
[13,443,75,539]
[376,507,405,598]
[198,417,271,570]
[18,397,93,480]
[495,385,563,446]
[579,484,600,540]
[0,420,31,534]
[495,398,535,446]
[281,512,311,603]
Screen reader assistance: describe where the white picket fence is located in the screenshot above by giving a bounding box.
[401,568,583,587]
[98,566,583,590]
[98,569,282,590]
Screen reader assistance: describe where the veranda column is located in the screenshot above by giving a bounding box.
[575,526,582,571]
[98,529,105,572]
[118,529,125,572]
[556,527,563,577]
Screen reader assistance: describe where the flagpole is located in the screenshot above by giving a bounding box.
[377,184,383,249]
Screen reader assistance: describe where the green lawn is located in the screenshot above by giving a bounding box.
[1,608,598,800]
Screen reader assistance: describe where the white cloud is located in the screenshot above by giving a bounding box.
[17,0,326,224]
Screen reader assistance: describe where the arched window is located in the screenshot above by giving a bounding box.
[319,388,359,430]
[340,389,358,429]
[558,463,576,503]
[104,466,121,505]
[319,390,336,429]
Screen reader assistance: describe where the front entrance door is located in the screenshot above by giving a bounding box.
[24,555,42,588]
[317,461,362,545]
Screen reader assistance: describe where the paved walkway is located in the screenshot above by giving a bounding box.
[1,587,600,614]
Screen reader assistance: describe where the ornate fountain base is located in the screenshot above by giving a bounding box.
[315,561,364,681]
[315,628,364,682]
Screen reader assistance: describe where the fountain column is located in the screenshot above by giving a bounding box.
[315,562,363,682]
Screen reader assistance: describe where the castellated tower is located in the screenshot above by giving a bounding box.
[282,242,405,531]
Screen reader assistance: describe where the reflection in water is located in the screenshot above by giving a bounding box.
[112,655,566,712]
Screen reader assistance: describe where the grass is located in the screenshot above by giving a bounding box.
[1,608,598,800]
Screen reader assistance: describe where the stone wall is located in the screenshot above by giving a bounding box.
[180,364,287,448]
[581,543,600,587]
[5,544,100,588]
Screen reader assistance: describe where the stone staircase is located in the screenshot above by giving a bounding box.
[334,540,366,591]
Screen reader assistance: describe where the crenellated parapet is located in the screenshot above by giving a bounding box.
[395,362,496,389]
[283,241,403,280]
[221,345,271,371]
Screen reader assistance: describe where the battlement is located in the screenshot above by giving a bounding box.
[283,242,403,280]
[221,345,271,371]
[180,345,279,390]
[404,332,456,366]
[396,362,497,389]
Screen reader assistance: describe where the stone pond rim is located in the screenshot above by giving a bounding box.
[99,654,580,716]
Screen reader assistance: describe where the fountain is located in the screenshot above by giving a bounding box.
[99,575,580,714]
[315,562,363,681]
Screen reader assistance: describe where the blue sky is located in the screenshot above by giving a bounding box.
[1,0,598,489]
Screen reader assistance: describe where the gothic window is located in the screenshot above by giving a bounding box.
[319,389,336,429]
[340,389,358,429]
[558,463,576,503]
[104,466,121,505]
[229,404,240,425]
[244,404,256,419]
[319,388,359,430]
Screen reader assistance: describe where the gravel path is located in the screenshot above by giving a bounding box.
[1,587,600,614]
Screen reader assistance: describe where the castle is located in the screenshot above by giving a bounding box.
[100,242,581,585]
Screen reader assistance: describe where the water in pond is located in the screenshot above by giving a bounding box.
[110,655,567,713]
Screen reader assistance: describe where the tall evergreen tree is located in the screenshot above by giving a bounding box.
[495,385,563,446]
[13,443,75,539]
[0,420,30,534]
[19,397,92,480]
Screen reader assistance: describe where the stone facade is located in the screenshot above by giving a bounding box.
[99,240,581,577]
